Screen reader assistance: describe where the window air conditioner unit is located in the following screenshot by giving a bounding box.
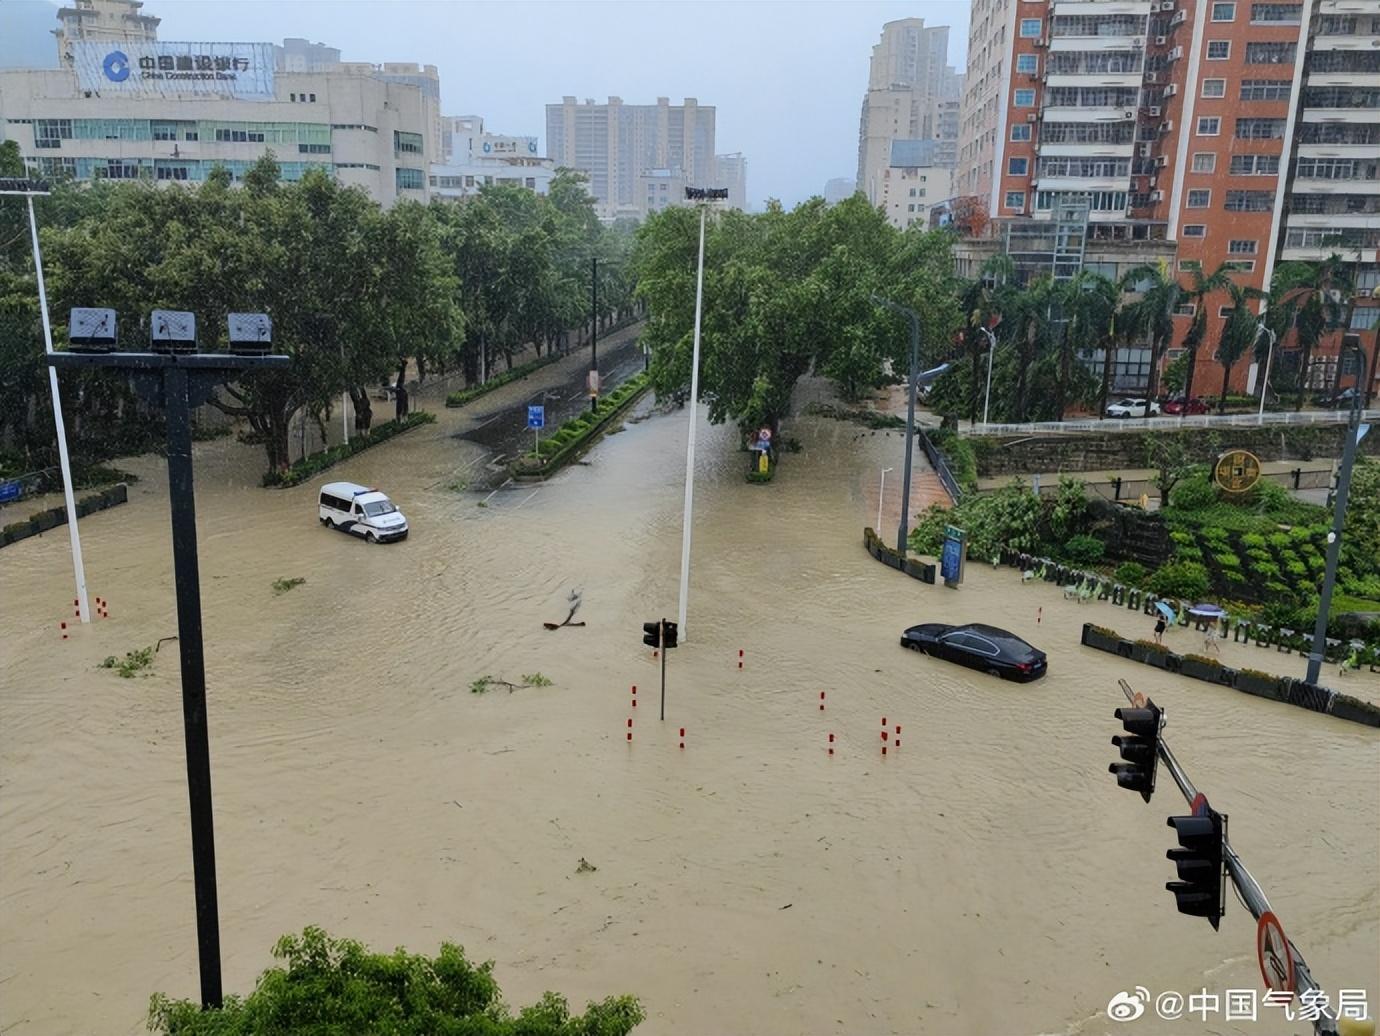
[1172,9,1187,24]
[1036,36,1048,47]
[1139,144,1153,156]
[1156,35,1168,44]
[1028,112,1038,121]
[1123,109,1137,119]
[1150,105,1162,116]
[1145,71,1160,83]
[1151,190,1164,201]
[1169,46,1184,59]
[1132,38,1144,48]
[1156,155,1169,167]
[1162,118,1175,131]
[1165,83,1179,96]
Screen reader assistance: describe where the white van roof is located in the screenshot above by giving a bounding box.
[321,482,371,498]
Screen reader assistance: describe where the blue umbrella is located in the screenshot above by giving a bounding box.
[1188,603,1227,618]
[1155,601,1176,622]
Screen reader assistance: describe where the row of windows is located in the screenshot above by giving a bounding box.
[33,117,333,148]
[1195,116,1286,139]
[25,156,334,183]
[1307,50,1380,73]
[395,167,425,190]
[393,130,424,155]
[287,92,318,103]
[1203,40,1296,62]
[1047,14,1145,36]
[1210,2,1302,21]
[1043,51,1142,75]
[1029,122,1135,144]
[1291,194,1380,215]
[1043,87,1140,108]
[1284,228,1380,249]
[1199,78,1291,102]
[1296,159,1380,181]
[1185,189,1274,211]
[1302,87,1380,110]
[1189,153,1280,175]
[1032,157,1131,178]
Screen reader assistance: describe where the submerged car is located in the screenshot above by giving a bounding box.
[900,622,1048,681]
[1106,398,1161,418]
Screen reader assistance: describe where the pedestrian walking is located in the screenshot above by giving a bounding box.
[1153,616,1167,645]
[1203,624,1221,655]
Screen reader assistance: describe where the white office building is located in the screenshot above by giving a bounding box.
[429,114,555,199]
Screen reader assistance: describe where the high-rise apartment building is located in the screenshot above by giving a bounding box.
[955,0,1379,398]
[877,140,953,229]
[715,152,748,211]
[53,0,159,63]
[823,177,858,205]
[856,19,963,205]
[545,96,716,219]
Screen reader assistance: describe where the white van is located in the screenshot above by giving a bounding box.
[318,482,409,543]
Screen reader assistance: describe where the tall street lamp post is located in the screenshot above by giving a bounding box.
[590,256,599,412]
[1255,323,1277,424]
[979,325,997,427]
[2,177,90,622]
[1305,339,1368,685]
[876,467,894,532]
[675,186,728,643]
[48,336,289,1010]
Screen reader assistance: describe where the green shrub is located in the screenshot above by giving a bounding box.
[1245,548,1273,564]
[1176,546,1204,561]
[444,352,565,407]
[1285,560,1308,578]
[1214,552,1242,569]
[1063,534,1104,565]
[1170,475,1218,511]
[1240,532,1267,550]
[1115,561,1148,585]
[1148,561,1211,600]
[1342,574,1380,599]
[1169,530,1195,547]
[147,926,644,1036]
[1268,532,1290,549]
[1254,561,1281,581]
[263,412,435,487]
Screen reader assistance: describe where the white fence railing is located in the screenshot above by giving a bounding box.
[963,409,1379,437]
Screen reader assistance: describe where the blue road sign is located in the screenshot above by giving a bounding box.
[0,480,20,504]
[527,405,545,429]
[941,524,966,588]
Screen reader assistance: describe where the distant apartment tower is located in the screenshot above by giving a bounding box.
[824,177,857,205]
[954,0,1379,398]
[715,152,747,210]
[53,0,158,64]
[274,38,341,72]
[545,96,716,219]
[856,18,964,205]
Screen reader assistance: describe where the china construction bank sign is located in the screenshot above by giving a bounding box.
[73,42,275,100]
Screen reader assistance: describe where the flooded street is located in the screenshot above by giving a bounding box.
[1,373,1376,1036]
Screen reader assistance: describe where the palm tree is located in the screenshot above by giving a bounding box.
[1178,262,1234,413]
[1266,254,1352,408]
[997,274,1060,421]
[1119,261,1184,403]
[1214,281,1265,412]
[1054,271,1119,420]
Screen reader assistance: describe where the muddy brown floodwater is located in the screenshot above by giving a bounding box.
[1,374,1376,1036]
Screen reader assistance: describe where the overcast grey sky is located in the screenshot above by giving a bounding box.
[4,0,971,209]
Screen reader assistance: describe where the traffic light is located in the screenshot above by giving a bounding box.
[661,621,678,649]
[1166,808,1225,930]
[1110,698,1162,802]
[642,620,679,649]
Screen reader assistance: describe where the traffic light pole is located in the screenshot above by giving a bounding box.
[1116,680,1337,1035]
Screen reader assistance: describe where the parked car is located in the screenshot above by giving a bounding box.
[1316,387,1359,409]
[900,622,1048,681]
[1162,396,1209,415]
[1106,398,1161,418]
[319,481,409,543]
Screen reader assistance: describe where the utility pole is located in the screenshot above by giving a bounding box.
[590,256,599,412]
[872,295,920,557]
[2,178,90,623]
[1306,341,1367,685]
[980,325,997,428]
[1256,323,1276,425]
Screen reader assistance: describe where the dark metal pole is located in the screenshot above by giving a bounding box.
[659,619,667,721]
[897,312,919,557]
[1305,370,1363,685]
[590,257,599,412]
[164,365,223,1009]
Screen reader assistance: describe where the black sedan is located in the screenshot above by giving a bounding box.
[900,622,1048,681]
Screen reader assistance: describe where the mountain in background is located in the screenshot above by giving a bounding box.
[0,0,59,69]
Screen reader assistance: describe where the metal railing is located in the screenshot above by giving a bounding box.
[964,408,1379,437]
[917,427,963,503]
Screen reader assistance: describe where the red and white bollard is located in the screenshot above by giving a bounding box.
[631,684,637,708]
[59,621,68,641]
[737,649,744,670]
[679,727,686,750]
[819,691,826,711]
[626,717,633,743]
[894,724,901,748]
[827,732,835,756]
[1037,606,1042,625]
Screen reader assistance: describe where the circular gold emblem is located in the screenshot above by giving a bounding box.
[1214,450,1262,493]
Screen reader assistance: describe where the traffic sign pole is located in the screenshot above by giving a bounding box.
[660,619,667,721]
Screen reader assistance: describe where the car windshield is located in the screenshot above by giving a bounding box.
[362,500,396,517]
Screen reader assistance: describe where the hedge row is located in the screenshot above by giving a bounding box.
[511,373,651,478]
[445,351,565,409]
[1,482,129,549]
[262,412,436,488]
[1080,622,1380,727]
